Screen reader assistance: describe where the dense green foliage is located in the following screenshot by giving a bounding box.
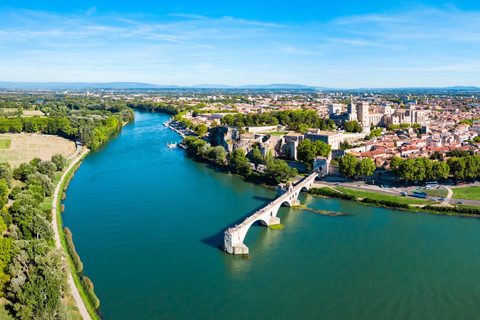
[343,121,362,133]
[64,228,83,274]
[264,159,298,184]
[387,123,411,131]
[339,154,359,179]
[220,110,335,131]
[297,138,331,171]
[423,205,480,215]
[0,157,71,319]
[182,137,297,183]
[81,277,100,310]
[126,101,178,115]
[229,149,252,177]
[51,154,67,171]
[390,156,451,182]
[0,95,135,150]
[365,128,382,140]
[360,198,410,209]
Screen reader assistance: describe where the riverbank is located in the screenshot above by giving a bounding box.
[52,148,96,320]
[308,186,480,218]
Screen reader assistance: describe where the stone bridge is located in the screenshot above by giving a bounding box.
[224,173,317,254]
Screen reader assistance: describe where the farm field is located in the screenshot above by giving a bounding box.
[0,133,76,167]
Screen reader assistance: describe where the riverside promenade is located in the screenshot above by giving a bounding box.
[52,148,92,320]
[224,173,317,254]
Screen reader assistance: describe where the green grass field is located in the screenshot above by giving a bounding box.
[336,187,430,205]
[0,138,11,149]
[260,131,288,135]
[420,188,448,198]
[452,186,480,201]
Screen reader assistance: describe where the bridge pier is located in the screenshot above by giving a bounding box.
[223,173,317,255]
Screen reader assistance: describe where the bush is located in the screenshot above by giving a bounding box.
[61,204,65,213]
[309,187,357,201]
[424,205,480,215]
[64,227,83,274]
[52,154,67,171]
[9,186,22,199]
[360,197,410,209]
[81,276,100,310]
[61,192,66,201]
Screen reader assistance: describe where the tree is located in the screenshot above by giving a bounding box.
[389,156,404,175]
[194,124,208,136]
[209,146,226,164]
[356,157,376,180]
[251,146,263,169]
[263,150,274,167]
[314,140,331,157]
[37,160,57,175]
[51,154,67,171]
[0,163,13,187]
[464,155,480,179]
[297,139,317,171]
[339,153,358,179]
[399,158,416,184]
[431,161,450,180]
[229,148,251,177]
[429,151,444,161]
[265,159,298,184]
[415,157,432,181]
[344,121,362,133]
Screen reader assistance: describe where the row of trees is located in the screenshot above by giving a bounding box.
[0,108,134,151]
[390,156,452,182]
[338,154,376,180]
[182,137,297,184]
[220,110,335,132]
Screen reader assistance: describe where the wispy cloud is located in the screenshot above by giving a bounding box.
[1,5,480,87]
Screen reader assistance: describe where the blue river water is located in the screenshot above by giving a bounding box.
[63,111,480,319]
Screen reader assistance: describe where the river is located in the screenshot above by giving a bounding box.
[63,111,480,320]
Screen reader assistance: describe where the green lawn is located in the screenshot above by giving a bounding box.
[260,131,288,135]
[336,187,430,205]
[420,188,448,198]
[452,186,480,201]
[0,139,11,149]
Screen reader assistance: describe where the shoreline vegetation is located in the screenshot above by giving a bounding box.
[291,204,350,216]
[55,149,101,320]
[309,187,480,217]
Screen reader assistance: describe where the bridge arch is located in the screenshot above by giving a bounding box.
[224,173,318,254]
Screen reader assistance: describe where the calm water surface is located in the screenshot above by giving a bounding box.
[63,111,480,320]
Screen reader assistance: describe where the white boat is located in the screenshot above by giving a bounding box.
[167,142,177,148]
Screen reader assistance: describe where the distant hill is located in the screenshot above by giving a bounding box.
[0,81,478,91]
[0,82,178,90]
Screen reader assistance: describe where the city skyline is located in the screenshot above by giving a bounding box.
[1,1,480,88]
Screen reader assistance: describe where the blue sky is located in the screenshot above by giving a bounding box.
[1,1,480,88]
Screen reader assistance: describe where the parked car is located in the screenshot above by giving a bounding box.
[439,198,446,201]
[431,198,438,201]
[400,191,407,197]
[334,183,340,186]
[457,201,464,204]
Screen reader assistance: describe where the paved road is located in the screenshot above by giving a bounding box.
[52,148,92,320]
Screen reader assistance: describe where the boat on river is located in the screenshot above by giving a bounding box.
[167,142,177,148]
